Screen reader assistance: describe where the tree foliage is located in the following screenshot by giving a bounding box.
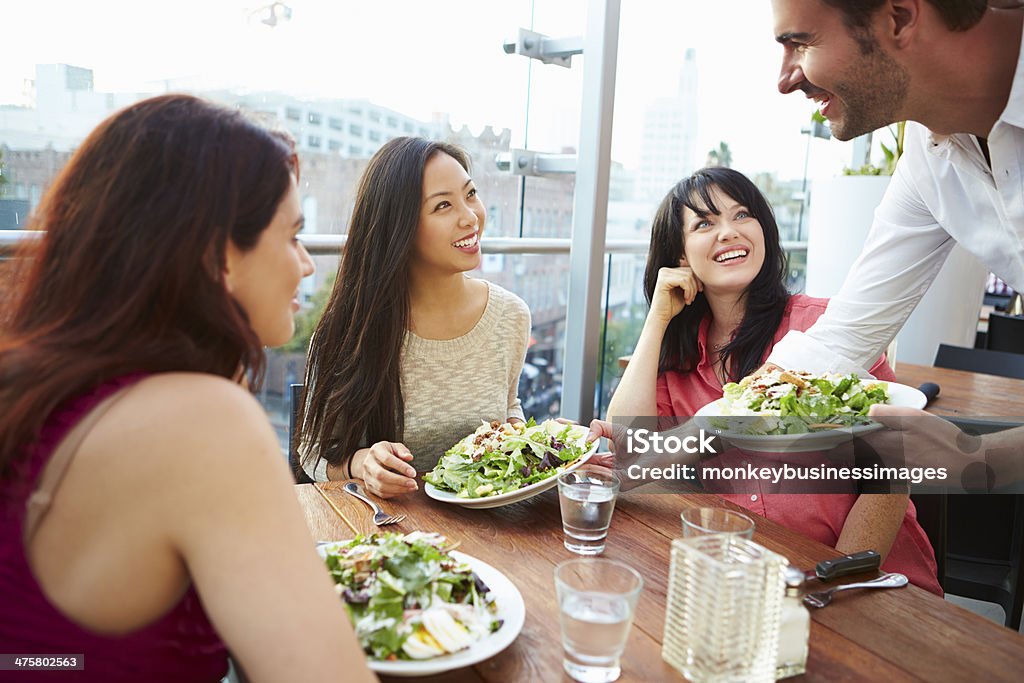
[597,303,648,415]
[705,141,733,168]
[0,149,8,195]
[281,271,336,354]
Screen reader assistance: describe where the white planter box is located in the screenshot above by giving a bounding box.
[805,175,985,367]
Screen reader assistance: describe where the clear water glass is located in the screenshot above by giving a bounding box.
[681,507,755,539]
[555,558,644,683]
[558,466,620,555]
[662,535,786,683]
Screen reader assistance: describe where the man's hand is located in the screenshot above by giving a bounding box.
[860,405,996,489]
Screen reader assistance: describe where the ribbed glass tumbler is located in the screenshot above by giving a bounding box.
[662,535,787,683]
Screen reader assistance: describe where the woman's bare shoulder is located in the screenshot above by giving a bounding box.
[117,372,262,421]
[57,371,288,551]
[84,372,278,475]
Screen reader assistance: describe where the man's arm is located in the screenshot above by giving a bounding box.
[768,126,956,374]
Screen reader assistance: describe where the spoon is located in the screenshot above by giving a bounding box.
[803,572,909,608]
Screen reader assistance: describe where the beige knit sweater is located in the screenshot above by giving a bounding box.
[304,279,531,480]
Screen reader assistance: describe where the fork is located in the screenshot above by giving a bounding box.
[342,481,406,526]
[803,572,908,608]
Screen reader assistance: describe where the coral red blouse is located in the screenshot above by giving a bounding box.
[655,294,942,595]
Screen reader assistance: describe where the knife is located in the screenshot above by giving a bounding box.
[805,550,881,582]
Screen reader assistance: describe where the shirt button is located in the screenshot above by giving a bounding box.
[751,494,758,502]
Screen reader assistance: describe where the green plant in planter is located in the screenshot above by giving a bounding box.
[0,149,8,196]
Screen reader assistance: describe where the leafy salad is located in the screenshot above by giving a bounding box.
[321,531,502,661]
[423,418,593,499]
[716,369,890,435]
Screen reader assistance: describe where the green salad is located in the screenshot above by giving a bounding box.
[423,418,592,499]
[321,532,501,661]
[717,369,890,435]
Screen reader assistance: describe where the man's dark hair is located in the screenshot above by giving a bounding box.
[823,0,987,33]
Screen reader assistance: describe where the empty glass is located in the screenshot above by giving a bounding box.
[558,466,620,555]
[681,507,755,539]
[555,558,644,683]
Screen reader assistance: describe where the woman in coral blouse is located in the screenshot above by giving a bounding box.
[607,167,941,594]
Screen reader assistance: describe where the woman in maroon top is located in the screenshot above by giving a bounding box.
[607,167,940,594]
[0,96,376,681]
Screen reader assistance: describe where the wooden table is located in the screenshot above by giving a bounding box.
[298,481,1024,682]
[896,362,1024,417]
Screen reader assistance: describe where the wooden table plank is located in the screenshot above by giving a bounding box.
[896,362,1024,417]
[297,481,1024,682]
[617,491,1024,681]
[303,484,678,682]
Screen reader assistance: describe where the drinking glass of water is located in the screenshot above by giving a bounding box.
[555,558,644,683]
[681,507,755,540]
[558,466,620,555]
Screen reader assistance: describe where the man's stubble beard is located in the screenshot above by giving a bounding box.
[828,40,910,141]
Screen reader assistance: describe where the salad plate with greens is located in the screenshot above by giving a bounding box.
[423,418,598,509]
[694,369,925,452]
[318,531,524,677]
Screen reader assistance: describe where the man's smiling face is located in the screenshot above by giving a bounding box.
[772,0,909,140]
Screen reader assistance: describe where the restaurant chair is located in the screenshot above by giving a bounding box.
[909,493,946,590]
[288,383,314,484]
[986,312,1024,355]
[943,488,1024,630]
[930,347,1024,629]
[933,343,1024,380]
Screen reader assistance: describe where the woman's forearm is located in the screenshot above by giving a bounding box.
[607,315,669,422]
[835,494,908,562]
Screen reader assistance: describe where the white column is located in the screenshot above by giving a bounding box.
[561,0,621,423]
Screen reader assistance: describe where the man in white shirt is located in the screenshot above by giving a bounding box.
[765,1,1024,484]
[768,0,1023,373]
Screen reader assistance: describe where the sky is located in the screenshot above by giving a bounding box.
[1,0,867,181]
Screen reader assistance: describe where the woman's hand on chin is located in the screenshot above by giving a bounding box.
[650,259,702,325]
[351,442,418,498]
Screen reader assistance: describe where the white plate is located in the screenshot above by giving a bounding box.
[317,545,525,678]
[693,381,927,453]
[423,440,598,509]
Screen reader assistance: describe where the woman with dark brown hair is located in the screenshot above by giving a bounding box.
[607,167,941,595]
[297,137,531,497]
[0,95,375,682]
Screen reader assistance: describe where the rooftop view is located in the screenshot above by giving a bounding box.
[1,1,1023,682]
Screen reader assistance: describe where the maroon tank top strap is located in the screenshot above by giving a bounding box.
[23,383,137,542]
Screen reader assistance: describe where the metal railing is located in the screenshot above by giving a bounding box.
[2,229,807,258]
[1,227,807,423]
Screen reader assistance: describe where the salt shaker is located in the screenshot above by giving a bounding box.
[776,566,809,679]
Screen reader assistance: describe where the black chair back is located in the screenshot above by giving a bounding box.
[909,493,946,589]
[288,383,314,484]
[931,347,1024,628]
[934,343,1024,380]
[987,312,1024,354]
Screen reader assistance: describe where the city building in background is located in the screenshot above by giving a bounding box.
[0,43,800,443]
[637,47,699,201]
[0,62,594,440]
